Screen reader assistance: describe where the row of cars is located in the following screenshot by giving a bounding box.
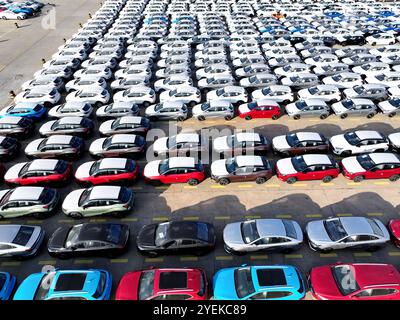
[0,0,43,20]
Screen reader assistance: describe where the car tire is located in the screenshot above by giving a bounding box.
[244,115,252,120]
[146,251,158,258]
[218,178,230,185]
[190,101,196,107]
[95,102,102,108]
[69,212,83,219]
[389,112,397,118]
[320,248,333,253]
[320,114,328,120]
[293,114,300,120]
[366,113,375,118]
[17,16,22,20]
[1,17,6,20]
[286,177,297,184]
[224,115,233,121]
[353,175,364,183]
[389,175,400,182]
[255,177,267,184]
[322,176,333,183]
[340,113,348,119]
[188,179,199,186]
[271,114,279,120]
[197,115,205,121]
[143,102,150,108]
[177,116,185,122]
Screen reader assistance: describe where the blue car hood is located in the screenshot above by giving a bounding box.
[213,268,239,300]
[13,273,45,300]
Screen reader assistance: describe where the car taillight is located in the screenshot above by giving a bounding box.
[123,203,129,208]
[43,205,49,209]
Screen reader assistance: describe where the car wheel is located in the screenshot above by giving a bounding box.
[146,251,158,258]
[143,102,150,108]
[189,101,196,107]
[95,102,102,108]
[389,112,397,118]
[320,114,328,120]
[197,115,205,121]
[255,176,267,184]
[340,113,348,119]
[17,16,22,20]
[389,175,400,182]
[188,179,199,186]
[218,178,230,185]
[286,177,297,184]
[150,180,162,186]
[271,114,279,120]
[69,212,83,219]
[2,16,6,20]
[244,115,252,120]
[293,114,300,120]
[353,175,364,183]
[366,113,376,118]
[322,175,333,183]
[177,116,185,122]
[224,115,233,121]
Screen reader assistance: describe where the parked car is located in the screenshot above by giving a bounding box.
[331,99,378,118]
[251,85,294,103]
[0,272,16,300]
[145,101,188,121]
[213,132,269,155]
[272,132,329,156]
[153,133,205,157]
[25,135,84,159]
[238,100,281,120]
[206,86,248,104]
[388,132,400,152]
[192,100,234,121]
[298,85,341,103]
[343,84,387,101]
[388,219,400,248]
[378,98,400,117]
[99,116,150,136]
[96,102,139,119]
[0,103,47,121]
[0,136,20,161]
[48,102,93,118]
[39,117,94,137]
[0,117,34,138]
[285,99,330,120]
[89,134,146,158]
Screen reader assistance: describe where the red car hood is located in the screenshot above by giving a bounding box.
[116,271,141,300]
[389,220,400,239]
[310,266,343,299]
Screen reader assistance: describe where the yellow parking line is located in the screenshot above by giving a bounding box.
[145,258,164,263]
[58,219,74,223]
[180,256,198,262]
[182,216,199,221]
[110,258,129,263]
[250,255,268,260]
[388,252,400,256]
[215,256,233,261]
[89,218,107,223]
[353,252,372,257]
[373,181,390,185]
[319,253,338,258]
[366,213,384,217]
[0,221,11,224]
[320,183,335,186]
[26,220,42,224]
[155,186,168,190]
[152,216,169,221]
[291,183,307,187]
[214,216,231,220]
[245,215,261,219]
[238,184,253,188]
[265,184,280,188]
[38,260,56,265]
[74,259,93,264]
[121,218,138,222]
[284,254,303,259]
[336,213,353,217]
[211,185,225,189]
[306,214,322,218]
[275,214,292,218]
[1,261,21,267]
[131,186,143,190]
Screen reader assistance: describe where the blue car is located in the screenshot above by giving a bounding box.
[5,4,33,15]
[0,272,16,300]
[0,103,47,121]
[213,265,306,300]
[14,269,112,300]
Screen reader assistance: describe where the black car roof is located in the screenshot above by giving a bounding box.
[54,274,86,292]
[167,221,202,240]
[77,223,121,242]
[159,271,187,290]
[256,269,287,287]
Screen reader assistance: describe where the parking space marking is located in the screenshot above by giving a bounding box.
[291,183,308,187]
[275,214,293,218]
[250,255,268,260]
[180,257,198,262]
[245,215,261,219]
[215,256,233,261]
[214,216,231,220]
[284,254,303,259]
[74,259,94,264]
[347,182,360,186]
[319,253,338,258]
[155,186,168,190]
[305,214,323,218]
[110,259,129,263]
[26,220,42,224]
[121,218,138,222]
[0,221,11,224]
[38,260,56,265]
[89,218,107,223]
[353,252,372,257]
[182,216,199,221]
[145,258,164,263]
[336,213,353,217]
[388,252,400,256]
[366,213,384,217]
[373,181,390,185]
[1,261,21,267]
[265,184,280,188]
[152,216,169,221]
[238,184,253,188]
[57,219,74,224]
[211,185,225,189]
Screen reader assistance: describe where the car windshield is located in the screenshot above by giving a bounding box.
[55,160,68,174]
[344,132,360,145]
[40,188,55,204]
[286,133,300,146]
[324,219,348,241]
[247,102,257,110]
[241,221,260,244]
[282,220,297,239]
[295,101,307,109]
[356,154,375,170]
[389,99,400,107]
[78,189,91,206]
[155,222,169,246]
[331,265,360,296]
[261,88,271,95]
[159,159,170,174]
[34,272,56,300]
[65,225,82,248]
[353,86,365,94]
[367,219,384,237]
[138,271,155,300]
[154,104,163,112]
[291,156,308,172]
[225,158,237,173]
[197,223,209,242]
[234,267,256,299]
[308,87,319,95]
[200,103,209,111]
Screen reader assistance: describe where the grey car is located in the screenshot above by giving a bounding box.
[343,84,388,101]
[89,134,146,158]
[39,117,94,137]
[0,117,34,138]
[281,73,320,89]
[285,99,330,120]
[145,101,188,121]
[96,102,140,119]
[223,219,303,254]
[99,116,151,136]
[331,98,378,118]
[306,217,390,253]
[192,100,234,121]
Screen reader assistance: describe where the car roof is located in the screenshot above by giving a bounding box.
[303,154,332,166]
[9,187,43,201]
[110,134,137,144]
[62,101,89,109]
[77,223,119,242]
[0,225,35,243]
[158,271,187,290]
[355,130,383,140]
[88,186,121,200]
[209,100,231,107]
[0,116,22,124]
[236,132,261,142]
[161,101,185,108]
[28,159,59,171]
[340,217,374,236]
[350,98,375,105]
[13,102,40,109]
[110,101,135,109]
[168,157,196,168]
[235,155,264,167]
[255,219,286,238]
[368,153,400,164]
[98,158,127,170]
[295,132,323,141]
[174,133,199,143]
[350,264,400,288]
[117,116,142,124]
[165,221,203,240]
[57,117,83,125]
[46,135,73,145]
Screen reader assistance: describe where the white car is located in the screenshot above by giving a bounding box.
[388,132,400,152]
[343,84,388,101]
[21,77,64,92]
[206,86,248,104]
[366,33,396,46]
[159,86,201,106]
[43,58,81,70]
[298,85,341,103]
[145,101,188,121]
[155,65,191,79]
[34,67,73,80]
[62,185,134,218]
[65,78,107,93]
[152,133,205,156]
[110,76,150,90]
[370,45,400,57]
[114,66,152,80]
[239,74,277,89]
[378,98,400,117]
[268,55,302,68]
[251,85,294,103]
[388,86,400,98]
[365,72,400,87]
[66,87,110,107]
[281,73,320,89]
[342,54,377,67]
[96,102,139,118]
[48,102,93,118]
[323,72,364,89]
[304,54,339,67]
[235,64,270,78]
[113,86,156,107]
[213,132,268,154]
[330,130,389,156]
[274,63,312,78]
[0,10,27,20]
[74,66,113,80]
[154,76,193,92]
[313,63,350,77]
[285,99,330,120]
[81,56,118,69]
[14,88,61,107]
[192,100,234,121]
[196,64,231,80]
[352,62,391,77]
[335,46,370,59]
[53,49,88,61]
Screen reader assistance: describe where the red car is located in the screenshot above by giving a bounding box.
[310,263,400,300]
[4,159,71,186]
[238,99,281,120]
[74,158,139,186]
[341,153,400,182]
[116,268,208,300]
[276,154,340,184]
[388,219,400,248]
[143,157,206,186]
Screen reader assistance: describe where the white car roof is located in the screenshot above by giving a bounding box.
[118,116,142,124]
[368,153,400,164]
[46,135,73,145]
[57,117,83,125]
[295,132,323,141]
[13,102,40,109]
[0,225,36,243]
[174,133,199,143]
[161,101,185,108]
[236,132,261,142]
[355,130,383,140]
[168,157,196,168]
[235,155,263,167]
[350,98,375,105]
[98,158,127,170]
[110,134,137,144]
[9,187,44,201]
[88,186,121,200]
[303,154,332,166]
[62,101,89,109]
[28,159,59,171]
[0,117,23,124]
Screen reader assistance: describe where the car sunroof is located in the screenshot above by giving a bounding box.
[54,274,86,292]
[256,269,287,287]
[159,272,187,290]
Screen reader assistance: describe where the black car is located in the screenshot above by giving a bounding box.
[136,221,216,257]
[340,35,366,46]
[47,223,130,259]
[0,136,20,161]
[320,36,338,47]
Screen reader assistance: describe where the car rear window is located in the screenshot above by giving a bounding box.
[282,220,297,239]
[331,265,360,296]
[12,226,34,246]
[118,188,132,203]
[92,272,107,299]
[367,219,384,237]
[257,269,287,287]
[138,271,155,300]
[197,223,209,242]
[234,267,255,299]
[55,161,68,174]
[105,224,122,244]
[34,272,56,300]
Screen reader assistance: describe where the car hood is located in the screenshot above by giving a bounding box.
[310,265,343,299]
[272,135,291,150]
[329,135,349,150]
[341,157,365,174]
[213,136,230,152]
[210,159,229,176]
[285,103,299,114]
[192,104,202,115]
[223,222,245,246]
[99,120,113,133]
[4,163,25,180]
[13,273,46,300]
[25,139,43,154]
[136,224,157,247]
[116,271,141,300]
[39,121,55,135]
[96,105,107,116]
[153,137,168,152]
[213,268,239,300]
[276,158,297,175]
[62,189,84,212]
[89,138,106,153]
[75,161,95,179]
[238,103,250,114]
[306,220,332,243]
[145,105,156,116]
[143,160,161,178]
[331,101,348,113]
[47,226,70,250]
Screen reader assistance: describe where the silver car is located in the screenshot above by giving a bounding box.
[145,101,188,121]
[192,100,234,121]
[96,102,140,119]
[285,99,330,120]
[343,84,388,101]
[331,98,378,118]
[89,134,146,158]
[0,225,45,259]
[223,219,303,254]
[39,117,94,137]
[306,217,390,253]
[48,102,93,118]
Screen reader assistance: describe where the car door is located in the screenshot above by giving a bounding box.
[231,166,250,182]
[381,163,400,179]
[351,288,399,300]
[161,168,178,183]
